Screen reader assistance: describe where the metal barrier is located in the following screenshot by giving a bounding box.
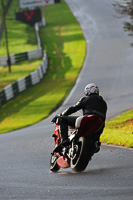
[0,22,43,66]
[0,21,46,106]
[0,51,47,107]
[0,49,42,66]
[15,52,28,63]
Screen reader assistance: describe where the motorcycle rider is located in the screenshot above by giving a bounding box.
[52,83,107,149]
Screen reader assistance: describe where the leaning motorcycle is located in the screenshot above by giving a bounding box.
[50,115,103,172]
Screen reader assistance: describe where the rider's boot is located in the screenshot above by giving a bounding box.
[94,141,101,153]
[61,138,70,146]
[53,136,70,153]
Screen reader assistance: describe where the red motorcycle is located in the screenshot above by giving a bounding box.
[50,115,103,172]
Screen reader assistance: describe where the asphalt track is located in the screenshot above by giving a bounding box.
[0,0,133,199]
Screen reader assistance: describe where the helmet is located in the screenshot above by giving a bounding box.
[84,83,99,96]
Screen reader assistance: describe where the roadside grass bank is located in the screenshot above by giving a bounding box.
[0,0,132,149]
[0,0,37,56]
[101,110,133,148]
[0,0,40,90]
[0,0,86,133]
[0,60,41,90]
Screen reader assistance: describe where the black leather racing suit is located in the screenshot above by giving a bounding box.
[59,94,107,142]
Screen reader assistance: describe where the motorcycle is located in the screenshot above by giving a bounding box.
[50,114,103,172]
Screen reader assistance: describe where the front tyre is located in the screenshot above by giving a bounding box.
[70,137,91,172]
[50,153,60,172]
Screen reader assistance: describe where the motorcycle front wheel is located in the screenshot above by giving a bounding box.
[50,153,60,172]
[70,137,91,172]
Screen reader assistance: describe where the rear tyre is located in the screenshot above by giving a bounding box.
[50,153,60,172]
[70,137,92,172]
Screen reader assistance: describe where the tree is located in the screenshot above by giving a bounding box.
[1,0,11,72]
[113,0,133,47]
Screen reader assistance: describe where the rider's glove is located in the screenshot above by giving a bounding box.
[51,114,63,124]
[51,115,61,123]
[51,115,58,123]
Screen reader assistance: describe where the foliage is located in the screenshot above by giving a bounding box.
[113,0,133,47]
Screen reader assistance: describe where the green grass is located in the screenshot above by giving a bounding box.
[0,0,37,56]
[0,0,41,89]
[0,1,132,149]
[101,110,133,148]
[0,0,86,133]
[0,60,41,90]
[0,77,75,132]
[40,1,85,80]
[0,21,37,55]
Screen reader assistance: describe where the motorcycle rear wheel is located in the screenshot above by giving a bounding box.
[50,154,60,172]
[70,137,91,172]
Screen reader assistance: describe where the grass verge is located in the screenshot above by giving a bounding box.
[0,0,86,133]
[101,110,133,148]
[0,1,132,149]
[0,0,37,56]
[0,60,41,90]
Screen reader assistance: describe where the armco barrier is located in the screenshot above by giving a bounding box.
[0,90,6,105]
[12,81,19,96]
[4,84,14,101]
[28,48,42,60]
[17,77,26,92]
[0,49,42,66]
[25,75,32,89]
[31,70,40,85]
[0,54,16,66]
[0,22,43,66]
[0,51,47,107]
[15,52,28,63]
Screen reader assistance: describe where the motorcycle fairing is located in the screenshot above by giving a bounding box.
[53,124,61,146]
[56,155,69,168]
[76,115,103,137]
